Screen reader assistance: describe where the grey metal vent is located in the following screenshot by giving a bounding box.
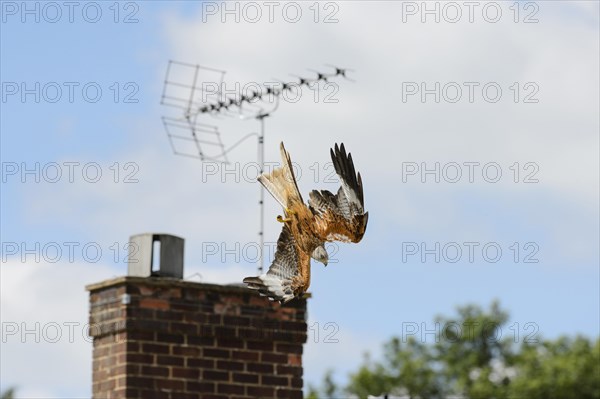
[127,233,184,278]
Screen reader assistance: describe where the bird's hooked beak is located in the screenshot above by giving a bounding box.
[311,245,329,267]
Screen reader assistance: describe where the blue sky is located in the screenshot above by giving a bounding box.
[1,1,599,397]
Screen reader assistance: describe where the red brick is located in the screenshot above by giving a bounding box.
[217,337,244,348]
[247,362,273,374]
[232,350,259,361]
[277,365,303,377]
[139,286,156,296]
[233,372,259,384]
[262,375,289,386]
[187,335,214,346]
[203,348,230,358]
[203,370,229,381]
[183,288,206,301]
[276,343,303,354]
[238,327,265,340]
[155,309,183,321]
[217,360,244,371]
[187,357,214,368]
[138,389,176,399]
[123,388,139,398]
[171,345,200,357]
[127,307,154,319]
[170,321,198,335]
[247,340,273,351]
[131,319,169,333]
[156,378,185,390]
[127,376,155,388]
[110,341,127,354]
[141,343,169,354]
[112,364,137,376]
[141,365,169,377]
[281,321,307,331]
[249,294,269,306]
[261,352,288,364]
[223,315,251,326]
[172,366,200,379]
[100,355,117,368]
[247,386,275,397]
[272,331,304,343]
[166,394,197,399]
[156,354,184,366]
[277,389,303,399]
[183,311,207,323]
[250,318,280,330]
[217,383,245,395]
[215,326,238,338]
[139,298,169,310]
[127,353,153,364]
[165,287,181,299]
[116,376,127,388]
[186,381,215,393]
[99,379,115,391]
[288,354,302,365]
[291,377,303,388]
[171,301,199,312]
[156,332,184,344]
[128,330,154,341]
[93,346,109,357]
[127,339,141,352]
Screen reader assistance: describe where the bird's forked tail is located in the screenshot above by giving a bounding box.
[257,142,303,208]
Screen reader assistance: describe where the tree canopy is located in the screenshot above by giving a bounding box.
[308,301,599,399]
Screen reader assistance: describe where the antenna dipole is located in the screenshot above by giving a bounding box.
[160,61,353,274]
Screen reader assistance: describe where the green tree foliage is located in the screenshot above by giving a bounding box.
[308,302,600,399]
[508,336,600,398]
[1,388,15,399]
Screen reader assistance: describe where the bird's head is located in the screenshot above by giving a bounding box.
[311,245,329,267]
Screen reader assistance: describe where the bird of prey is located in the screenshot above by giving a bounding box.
[243,142,368,303]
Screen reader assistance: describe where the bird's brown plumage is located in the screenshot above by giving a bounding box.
[243,142,368,303]
[310,143,369,243]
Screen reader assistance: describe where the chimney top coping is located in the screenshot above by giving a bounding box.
[86,276,249,294]
[85,276,311,299]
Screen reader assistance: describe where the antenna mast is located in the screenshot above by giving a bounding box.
[160,61,353,274]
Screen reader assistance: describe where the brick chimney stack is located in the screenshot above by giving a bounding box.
[87,234,308,399]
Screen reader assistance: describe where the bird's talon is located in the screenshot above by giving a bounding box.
[277,215,291,223]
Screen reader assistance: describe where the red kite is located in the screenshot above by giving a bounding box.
[244,142,368,303]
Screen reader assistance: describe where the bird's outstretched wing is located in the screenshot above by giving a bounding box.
[309,143,369,243]
[243,224,310,303]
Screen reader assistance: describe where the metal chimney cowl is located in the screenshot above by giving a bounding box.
[127,233,184,278]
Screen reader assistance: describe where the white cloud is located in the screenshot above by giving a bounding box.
[0,260,118,398]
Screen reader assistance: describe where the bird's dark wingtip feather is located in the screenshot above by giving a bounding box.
[357,172,364,205]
